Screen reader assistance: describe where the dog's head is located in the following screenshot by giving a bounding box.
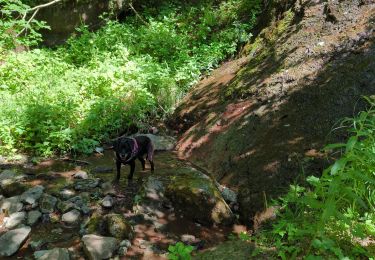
[113,138,133,161]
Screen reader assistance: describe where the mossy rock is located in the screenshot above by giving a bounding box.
[84,213,105,234]
[165,167,234,226]
[194,240,255,260]
[103,214,134,240]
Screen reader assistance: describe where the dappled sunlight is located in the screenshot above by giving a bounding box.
[170,0,375,225]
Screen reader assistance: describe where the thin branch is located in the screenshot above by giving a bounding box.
[28,0,63,12]
[16,8,39,37]
[16,0,63,37]
[128,2,149,26]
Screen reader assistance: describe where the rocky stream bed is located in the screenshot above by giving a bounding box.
[0,135,244,259]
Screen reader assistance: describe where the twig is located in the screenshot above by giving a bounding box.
[128,2,149,26]
[28,0,63,12]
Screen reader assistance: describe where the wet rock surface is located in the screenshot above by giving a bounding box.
[34,248,70,260]
[0,226,31,257]
[4,211,26,229]
[0,196,23,214]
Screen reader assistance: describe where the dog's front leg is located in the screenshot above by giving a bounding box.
[138,157,145,170]
[128,160,135,180]
[115,160,121,182]
[150,160,154,173]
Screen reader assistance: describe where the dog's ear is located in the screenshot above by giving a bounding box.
[112,138,119,152]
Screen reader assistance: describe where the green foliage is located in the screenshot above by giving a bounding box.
[0,0,49,54]
[258,97,375,258]
[168,242,194,260]
[0,0,262,156]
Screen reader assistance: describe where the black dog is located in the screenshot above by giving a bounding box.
[113,135,154,181]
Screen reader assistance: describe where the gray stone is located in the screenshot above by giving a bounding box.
[5,211,26,229]
[0,170,21,181]
[39,194,57,213]
[101,195,114,208]
[34,248,70,260]
[101,182,116,196]
[92,166,113,174]
[0,170,27,196]
[0,196,23,214]
[57,200,75,213]
[62,209,81,225]
[119,239,131,248]
[29,239,46,251]
[74,178,100,191]
[80,204,91,215]
[27,210,42,226]
[82,234,119,260]
[73,170,88,179]
[60,189,76,200]
[118,246,128,256]
[67,195,91,214]
[94,147,104,154]
[20,185,44,205]
[0,226,31,256]
[217,184,237,204]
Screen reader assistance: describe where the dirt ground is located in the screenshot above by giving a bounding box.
[169,0,375,223]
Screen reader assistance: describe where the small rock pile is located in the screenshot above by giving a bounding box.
[0,169,133,259]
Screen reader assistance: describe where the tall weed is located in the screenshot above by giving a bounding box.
[258,98,375,258]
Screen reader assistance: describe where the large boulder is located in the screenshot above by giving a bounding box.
[165,167,234,226]
[34,248,70,260]
[103,214,134,240]
[82,234,119,260]
[136,166,234,226]
[0,226,31,256]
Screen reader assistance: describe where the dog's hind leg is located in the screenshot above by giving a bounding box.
[149,160,154,173]
[128,160,136,180]
[115,160,121,182]
[138,156,146,170]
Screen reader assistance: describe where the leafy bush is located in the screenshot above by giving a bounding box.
[0,0,262,156]
[256,98,375,258]
[0,0,49,54]
[168,242,194,260]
